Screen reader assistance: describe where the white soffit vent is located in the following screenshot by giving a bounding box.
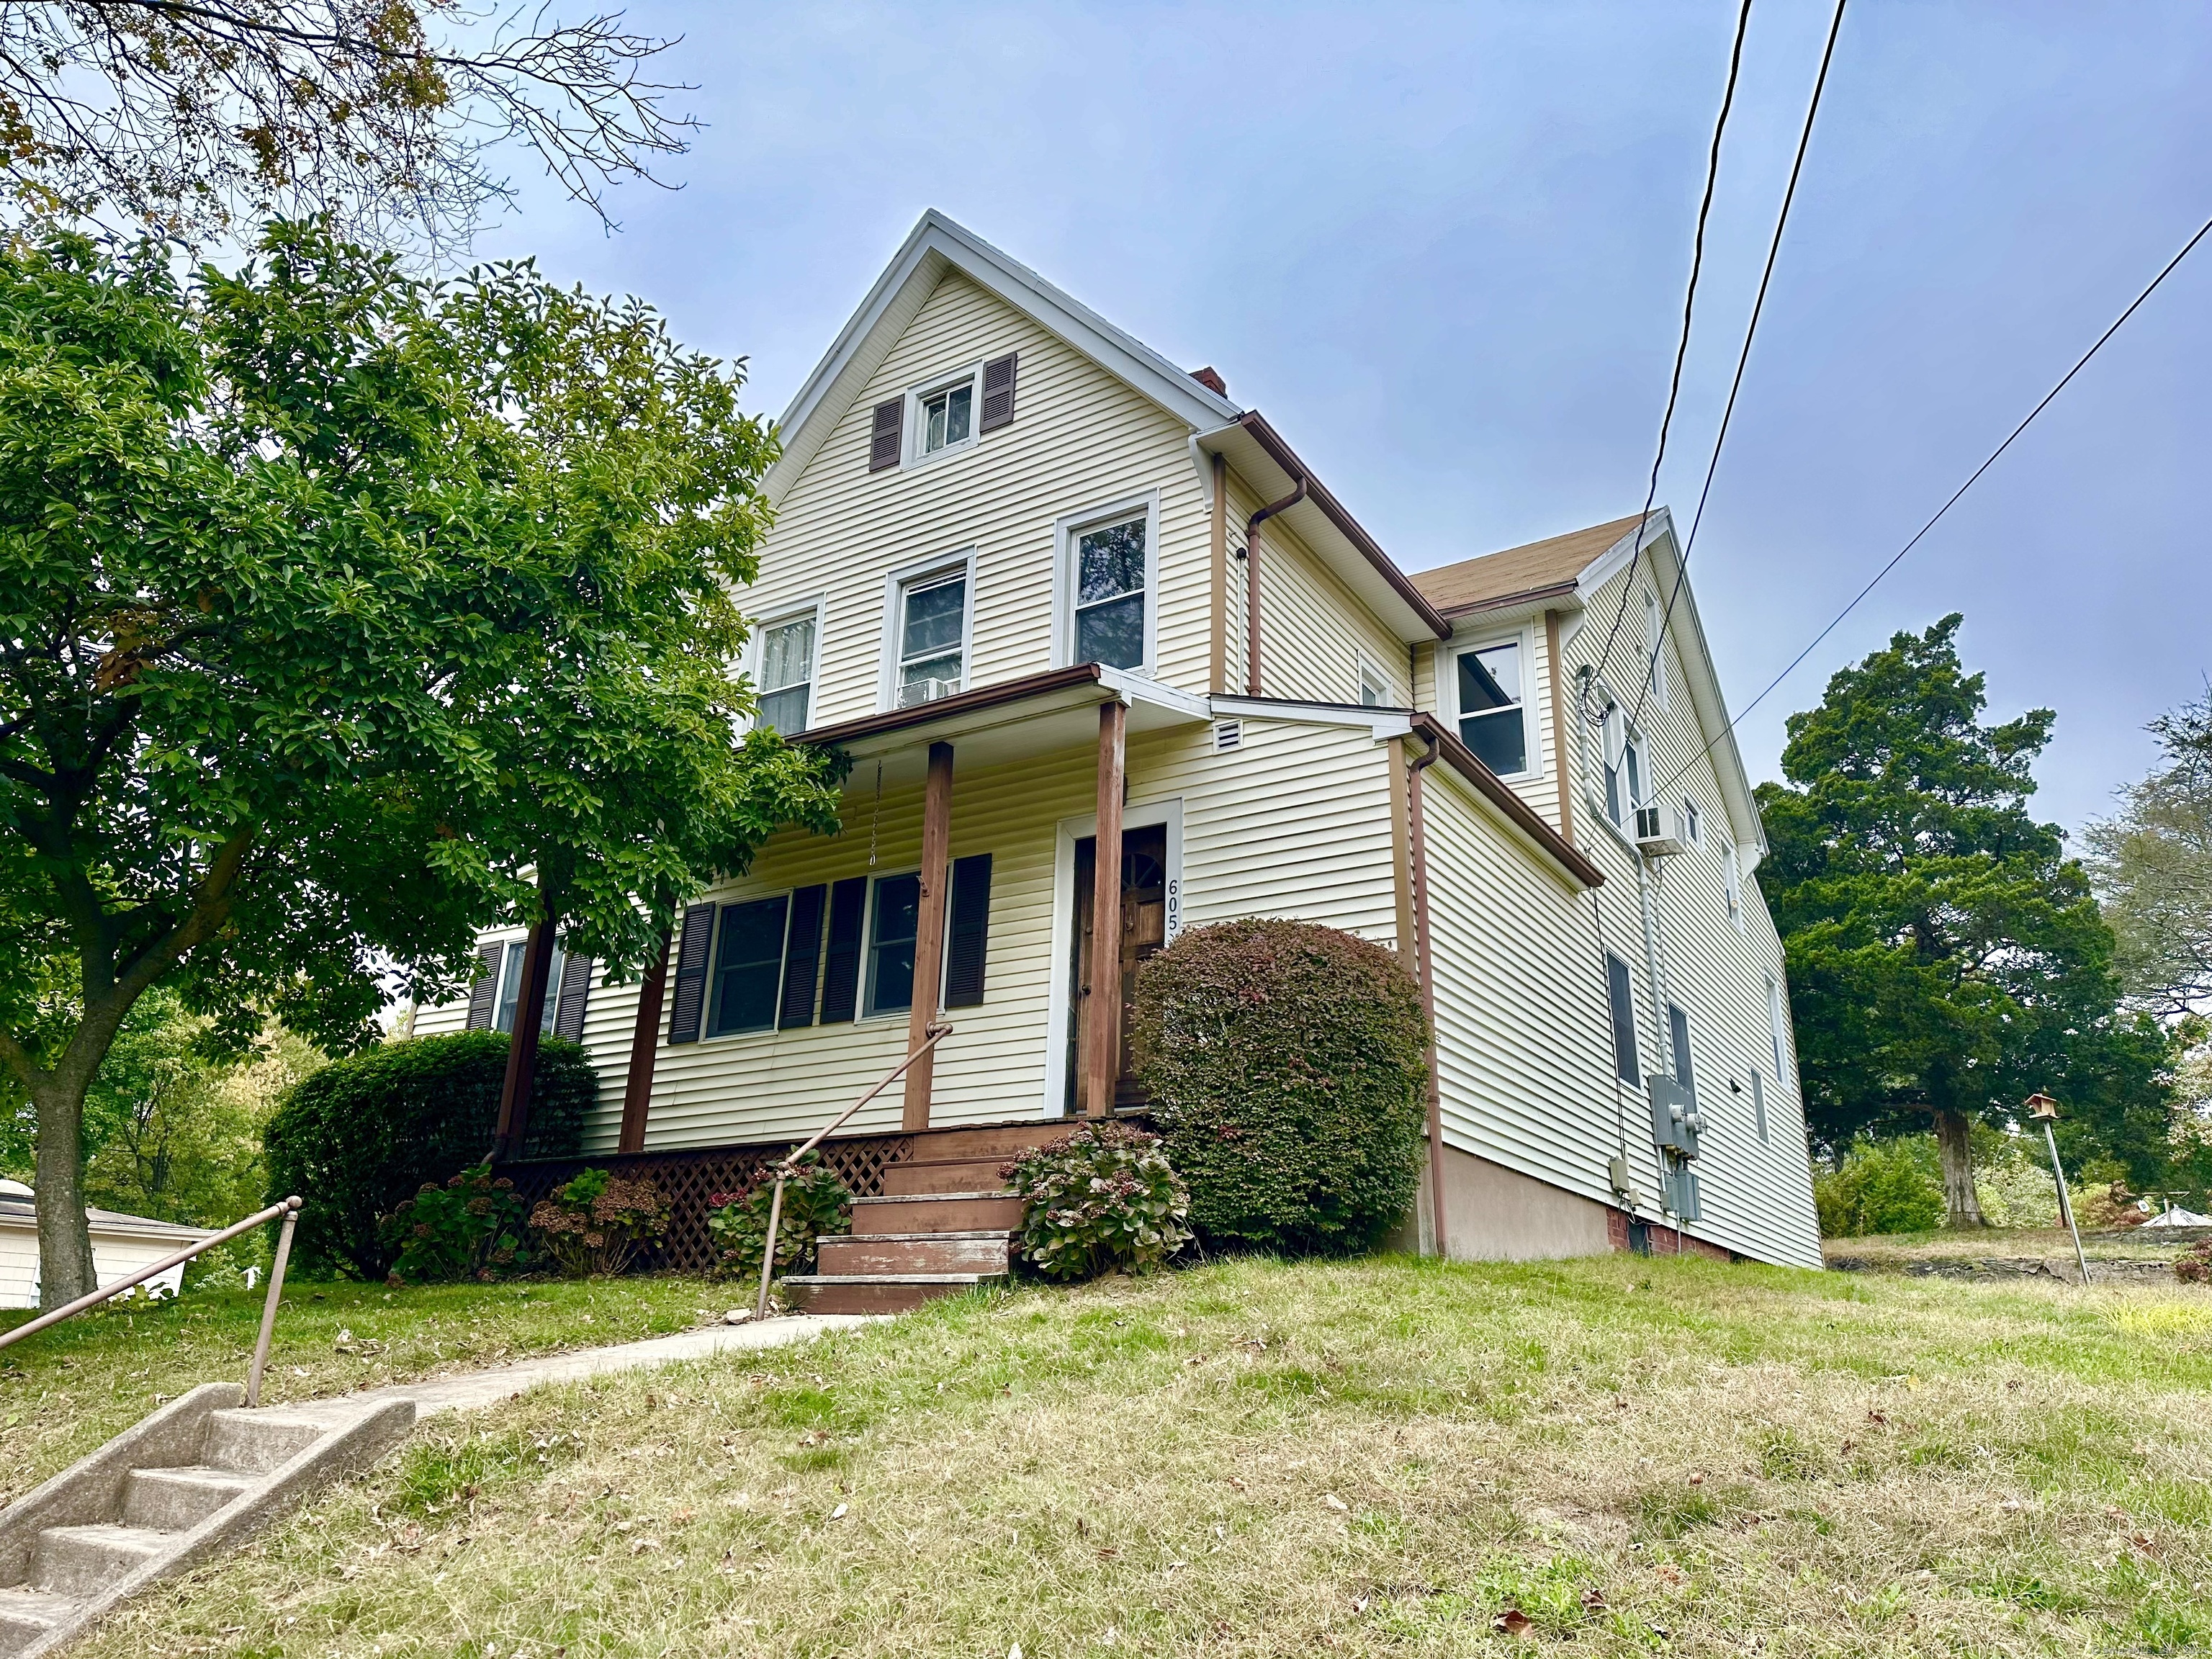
[1212,719,1242,753]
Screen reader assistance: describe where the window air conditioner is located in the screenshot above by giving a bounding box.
[896,677,962,709]
[1634,805,1686,858]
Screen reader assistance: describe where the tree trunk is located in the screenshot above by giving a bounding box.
[490,903,557,1164]
[32,1078,98,1308]
[1932,1107,1984,1228]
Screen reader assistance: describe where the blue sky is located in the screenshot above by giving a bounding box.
[475,1,2212,835]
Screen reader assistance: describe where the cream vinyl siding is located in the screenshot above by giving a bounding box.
[1555,552,1821,1267]
[1222,474,1411,706]
[752,273,1215,718]
[0,1221,204,1309]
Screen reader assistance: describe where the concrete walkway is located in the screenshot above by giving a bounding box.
[336,1314,882,1419]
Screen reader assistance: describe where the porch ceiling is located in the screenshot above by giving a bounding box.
[800,664,1209,788]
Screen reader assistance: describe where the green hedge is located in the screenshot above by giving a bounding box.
[1130,918,1429,1255]
[264,1030,594,1280]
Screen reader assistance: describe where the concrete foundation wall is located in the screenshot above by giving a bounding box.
[1437,1145,1615,1262]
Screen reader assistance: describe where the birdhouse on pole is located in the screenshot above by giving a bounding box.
[2025,1092,2061,1123]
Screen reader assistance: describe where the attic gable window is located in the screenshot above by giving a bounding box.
[885,354,1016,472]
[920,376,973,457]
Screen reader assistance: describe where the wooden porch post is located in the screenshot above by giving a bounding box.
[1084,700,1128,1118]
[1406,745,1449,1256]
[616,929,672,1154]
[902,741,956,1131]
[490,902,558,1163]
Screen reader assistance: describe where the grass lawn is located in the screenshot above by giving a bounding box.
[9,1254,2212,1657]
[0,1273,732,1500]
[1823,1227,2202,1267]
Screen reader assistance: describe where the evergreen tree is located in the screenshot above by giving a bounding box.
[1756,616,2169,1225]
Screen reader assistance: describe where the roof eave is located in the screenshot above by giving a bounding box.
[1409,714,1605,889]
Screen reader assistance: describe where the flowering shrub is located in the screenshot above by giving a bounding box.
[1003,1122,1191,1282]
[1130,919,1428,1255]
[2178,1238,2211,1285]
[379,1163,532,1285]
[706,1154,853,1279]
[528,1168,669,1277]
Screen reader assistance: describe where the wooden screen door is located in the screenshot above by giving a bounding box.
[1066,822,1169,1112]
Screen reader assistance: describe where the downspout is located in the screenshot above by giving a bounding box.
[1407,739,1449,1258]
[1244,476,1307,696]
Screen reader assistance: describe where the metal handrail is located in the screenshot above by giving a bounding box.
[755,1021,952,1318]
[0,1195,303,1406]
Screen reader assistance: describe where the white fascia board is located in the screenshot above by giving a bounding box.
[766,210,1243,506]
[1208,694,1412,742]
[1640,530,1768,861]
[1560,508,1676,649]
[1100,666,1213,724]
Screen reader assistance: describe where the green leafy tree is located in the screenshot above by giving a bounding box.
[2085,692,2212,1017]
[0,222,841,1305]
[1756,616,2169,1227]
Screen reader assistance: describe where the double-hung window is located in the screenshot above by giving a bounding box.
[864,872,922,1017]
[1072,513,1148,670]
[757,612,816,734]
[495,941,565,1035]
[1724,840,1743,925]
[1598,696,1647,834]
[895,567,967,701]
[1359,659,1392,707]
[708,896,790,1037]
[1456,640,1527,775]
[1667,1002,1694,1094]
[917,374,974,458]
[1767,975,1791,1077]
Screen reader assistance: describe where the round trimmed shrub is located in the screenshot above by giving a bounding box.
[1130,918,1429,1255]
[263,1030,594,1280]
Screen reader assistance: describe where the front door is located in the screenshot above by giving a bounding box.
[1066,823,1169,1113]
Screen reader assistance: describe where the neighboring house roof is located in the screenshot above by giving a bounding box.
[765,210,1448,645]
[0,1187,215,1242]
[1411,512,1648,616]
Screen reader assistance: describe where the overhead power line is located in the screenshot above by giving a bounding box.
[1629,0,1848,735]
[1585,0,1757,710]
[1655,204,2212,803]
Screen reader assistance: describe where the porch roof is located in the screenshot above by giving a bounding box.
[797,664,1210,786]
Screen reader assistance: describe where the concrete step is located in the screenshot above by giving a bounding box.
[905,1123,1066,1161]
[30,1526,166,1599]
[201,1409,328,1475]
[816,1230,1015,1275]
[849,1192,1022,1235]
[0,1588,78,1658]
[121,1466,253,1533]
[882,1156,1019,1197]
[782,1273,1003,1315]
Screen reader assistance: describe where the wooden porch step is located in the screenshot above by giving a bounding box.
[817,1230,1015,1275]
[904,1122,1066,1161]
[882,1156,1019,1197]
[848,1192,1022,1234]
[782,1273,1002,1316]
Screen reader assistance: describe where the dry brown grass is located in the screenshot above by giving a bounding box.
[41,1254,2212,1657]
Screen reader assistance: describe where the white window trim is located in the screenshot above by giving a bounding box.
[904,361,984,469]
[701,890,796,1043]
[876,549,978,712]
[860,866,927,1024]
[1644,587,1671,711]
[1724,839,1746,932]
[1767,974,1792,1080]
[1583,680,1648,850]
[1041,796,1184,1117]
[1678,797,1701,848]
[1051,490,1161,677]
[1356,652,1398,709]
[1445,625,1541,782]
[745,595,824,737]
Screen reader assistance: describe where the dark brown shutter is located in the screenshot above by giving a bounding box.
[979,353,1017,432]
[868,397,904,472]
[944,854,993,1007]
[666,902,717,1045]
[553,954,593,1040]
[464,940,503,1030]
[819,877,868,1023]
[778,884,828,1029]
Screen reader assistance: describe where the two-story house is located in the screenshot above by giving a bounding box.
[414,212,1822,1295]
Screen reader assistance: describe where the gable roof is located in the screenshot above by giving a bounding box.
[1411,513,1648,616]
[765,210,1242,505]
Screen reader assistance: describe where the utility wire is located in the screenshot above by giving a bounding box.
[1585,0,1757,711]
[1653,204,2212,802]
[1629,0,1848,736]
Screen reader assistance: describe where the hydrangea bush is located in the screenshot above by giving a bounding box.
[706,1154,853,1279]
[528,1168,669,1277]
[1003,1122,1191,1282]
[379,1162,532,1284]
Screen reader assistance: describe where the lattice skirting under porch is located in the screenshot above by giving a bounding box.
[500,1135,916,1278]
